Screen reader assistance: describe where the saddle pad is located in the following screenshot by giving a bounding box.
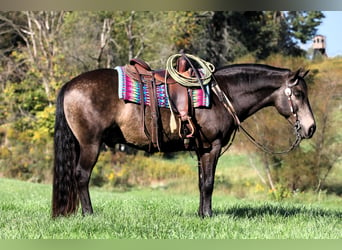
[115,66,210,108]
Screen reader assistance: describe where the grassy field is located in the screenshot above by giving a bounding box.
[0,177,341,239]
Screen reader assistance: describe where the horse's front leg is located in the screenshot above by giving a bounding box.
[196,140,221,217]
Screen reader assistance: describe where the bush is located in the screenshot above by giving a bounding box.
[90,151,196,189]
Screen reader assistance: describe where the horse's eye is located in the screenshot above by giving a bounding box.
[294,91,303,98]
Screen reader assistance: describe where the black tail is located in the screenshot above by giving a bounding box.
[52,84,79,217]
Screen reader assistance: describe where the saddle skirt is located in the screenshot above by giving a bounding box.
[115,66,210,108]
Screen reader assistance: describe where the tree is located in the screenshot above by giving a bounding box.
[0,11,67,181]
[0,11,66,103]
[58,11,207,70]
[203,11,325,66]
[286,11,325,44]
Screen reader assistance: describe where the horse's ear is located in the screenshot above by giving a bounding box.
[289,69,301,83]
[301,69,310,78]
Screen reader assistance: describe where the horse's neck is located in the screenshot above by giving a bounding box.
[228,77,282,122]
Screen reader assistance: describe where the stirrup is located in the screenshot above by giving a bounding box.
[178,116,195,139]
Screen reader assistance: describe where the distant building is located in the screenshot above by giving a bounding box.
[312,35,327,59]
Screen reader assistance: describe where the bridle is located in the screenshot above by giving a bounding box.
[212,76,303,155]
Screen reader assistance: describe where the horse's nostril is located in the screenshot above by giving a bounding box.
[308,124,316,138]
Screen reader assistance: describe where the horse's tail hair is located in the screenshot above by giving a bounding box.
[52,84,79,217]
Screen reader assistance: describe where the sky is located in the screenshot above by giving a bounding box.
[306,11,342,57]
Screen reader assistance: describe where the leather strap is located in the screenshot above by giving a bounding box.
[130,65,152,145]
[146,73,161,150]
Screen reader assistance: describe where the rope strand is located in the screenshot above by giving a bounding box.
[165,53,215,87]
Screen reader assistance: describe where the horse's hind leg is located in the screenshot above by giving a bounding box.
[76,143,101,215]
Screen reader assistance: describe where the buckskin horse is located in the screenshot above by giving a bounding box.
[52,60,316,218]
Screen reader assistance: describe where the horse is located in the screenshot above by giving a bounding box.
[52,63,316,218]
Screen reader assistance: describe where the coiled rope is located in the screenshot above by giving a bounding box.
[165,53,215,87]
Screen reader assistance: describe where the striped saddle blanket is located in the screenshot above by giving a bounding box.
[115,66,210,108]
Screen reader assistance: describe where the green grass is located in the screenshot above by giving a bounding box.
[0,178,341,239]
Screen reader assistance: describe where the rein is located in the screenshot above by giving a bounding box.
[239,121,302,154]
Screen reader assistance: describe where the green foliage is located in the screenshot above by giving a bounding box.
[287,11,325,43]
[268,184,294,201]
[0,45,60,182]
[0,69,55,181]
[91,151,195,189]
[205,11,324,65]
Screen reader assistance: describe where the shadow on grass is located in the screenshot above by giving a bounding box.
[214,203,342,218]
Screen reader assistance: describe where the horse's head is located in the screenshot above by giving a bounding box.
[275,69,316,139]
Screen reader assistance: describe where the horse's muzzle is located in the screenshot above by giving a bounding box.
[305,124,316,139]
[300,123,316,139]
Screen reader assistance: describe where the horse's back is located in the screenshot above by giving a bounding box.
[65,68,118,95]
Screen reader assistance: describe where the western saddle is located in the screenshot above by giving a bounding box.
[125,56,198,151]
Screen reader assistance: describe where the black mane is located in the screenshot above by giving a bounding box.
[215,63,291,77]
